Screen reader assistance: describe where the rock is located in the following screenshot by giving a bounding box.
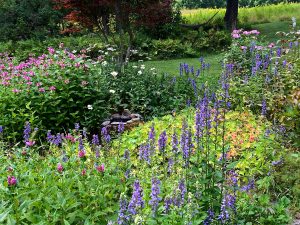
[131,118,140,122]
[123,109,131,116]
[131,113,143,120]
[101,121,110,126]
[111,114,121,121]
[111,122,125,126]
[120,115,131,122]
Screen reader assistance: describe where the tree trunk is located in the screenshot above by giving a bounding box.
[224,0,239,31]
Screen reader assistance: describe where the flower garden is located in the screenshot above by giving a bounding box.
[0,5,300,225]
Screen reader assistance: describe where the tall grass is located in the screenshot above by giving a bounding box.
[182,3,300,26]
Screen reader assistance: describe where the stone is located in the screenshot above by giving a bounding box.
[101,121,110,126]
[120,115,131,122]
[123,109,131,116]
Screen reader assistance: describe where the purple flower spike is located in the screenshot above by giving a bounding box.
[149,177,162,214]
[128,180,144,216]
[158,131,167,153]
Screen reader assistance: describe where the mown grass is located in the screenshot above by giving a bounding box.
[144,53,224,89]
[182,3,300,26]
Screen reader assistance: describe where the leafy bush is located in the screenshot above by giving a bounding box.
[0,46,200,142]
[226,24,300,146]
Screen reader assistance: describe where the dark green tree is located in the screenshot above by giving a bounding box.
[0,0,63,41]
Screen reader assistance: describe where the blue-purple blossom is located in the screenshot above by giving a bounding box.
[204,209,214,225]
[173,179,186,207]
[218,196,230,223]
[139,143,150,164]
[158,131,167,152]
[0,125,3,133]
[172,132,178,155]
[148,124,155,142]
[117,195,129,225]
[74,123,80,131]
[82,128,87,138]
[164,197,173,214]
[262,99,267,116]
[101,127,111,143]
[168,158,174,174]
[78,136,84,151]
[118,122,125,134]
[23,121,31,142]
[149,177,162,214]
[124,149,130,160]
[128,180,144,216]
[241,180,255,192]
[92,134,99,146]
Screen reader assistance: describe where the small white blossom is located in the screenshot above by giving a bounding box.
[132,65,138,69]
[111,71,118,78]
[150,67,156,71]
[87,105,93,110]
[102,61,108,66]
[109,89,116,94]
[140,65,145,70]
[292,17,296,28]
[138,70,142,75]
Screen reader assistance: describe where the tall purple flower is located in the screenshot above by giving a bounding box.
[164,197,173,214]
[74,123,80,131]
[168,158,174,174]
[101,126,111,143]
[124,149,130,160]
[218,197,230,224]
[262,99,267,116]
[172,132,178,155]
[241,180,255,192]
[118,122,125,134]
[139,143,150,164]
[117,195,129,225]
[173,179,186,207]
[23,121,31,143]
[158,131,167,153]
[149,177,162,214]
[148,124,155,142]
[92,134,99,146]
[0,125,3,133]
[128,180,144,216]
[204,209,214,225]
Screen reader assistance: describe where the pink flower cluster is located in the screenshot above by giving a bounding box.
[7,175,17,186]
[232,29,260,39]
[0,45,94,95]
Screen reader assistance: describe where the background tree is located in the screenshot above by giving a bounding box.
[0,0,63,41]
[224,0,239,31]
[54,0,176,66]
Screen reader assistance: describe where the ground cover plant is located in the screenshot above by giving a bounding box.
[0,94,290,224]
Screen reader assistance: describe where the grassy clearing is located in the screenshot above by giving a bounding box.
[144,53,224,89]
[182,3,300,25]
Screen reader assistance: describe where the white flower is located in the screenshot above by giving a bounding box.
[87,105,93,110]
[138,70,142,75]
[111,71,118,78]
[105,52,108,55]
[109,90,116,94]
[292,17,297,28]
[132,65,138,69]
[138,60,143,63]
[140,65,145,70]
[150,67,156,71]
[102,61,108,66]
